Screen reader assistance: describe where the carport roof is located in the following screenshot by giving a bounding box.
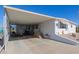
[4,6,76,25]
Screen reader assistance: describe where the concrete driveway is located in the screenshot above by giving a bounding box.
[2,38,79,54]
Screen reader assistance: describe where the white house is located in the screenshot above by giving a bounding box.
[1,6,78,51]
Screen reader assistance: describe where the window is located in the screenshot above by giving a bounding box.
[59,22,67,29]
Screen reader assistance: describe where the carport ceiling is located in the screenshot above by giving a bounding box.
[5,6,56,25]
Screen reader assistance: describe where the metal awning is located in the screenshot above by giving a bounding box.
[4,6,56,25]
[4,6,76,25]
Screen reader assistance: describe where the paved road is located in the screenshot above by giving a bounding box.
[2,38,79,54]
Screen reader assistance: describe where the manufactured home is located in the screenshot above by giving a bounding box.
[0,6,79,52]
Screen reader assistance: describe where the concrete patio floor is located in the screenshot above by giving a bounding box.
[2,38,79,54]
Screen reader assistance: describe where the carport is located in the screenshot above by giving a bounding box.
[4,6,79,47]
[4,6,56,39]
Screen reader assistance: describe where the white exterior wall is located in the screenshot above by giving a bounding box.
[39,20,55,38]
[3,14,10,50]
[55,20,68,35]
[39,20,78,45]
[67,23,76,33]
[55,20,76,35]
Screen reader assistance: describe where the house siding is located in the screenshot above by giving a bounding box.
[67,24,76,33]
[39,20,78,45]
[39,20,55,38]
[55,20,76,35]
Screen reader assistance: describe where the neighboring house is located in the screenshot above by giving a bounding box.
[1,6,79,51]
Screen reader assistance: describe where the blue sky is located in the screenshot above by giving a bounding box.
[0,5,4,27]
[0,5,79,28]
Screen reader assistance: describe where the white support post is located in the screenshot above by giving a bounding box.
[3,14,9,51]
